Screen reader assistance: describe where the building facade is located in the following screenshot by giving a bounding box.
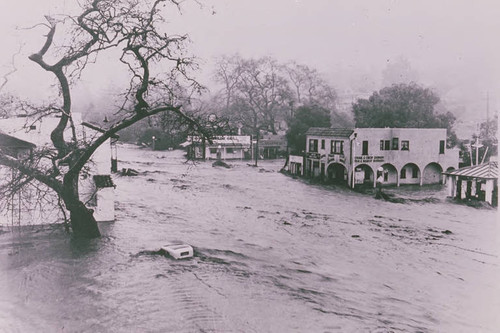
[305,127,459,187]
[258,134,287,159]
[184,135,252,160]
[288,155,304,176]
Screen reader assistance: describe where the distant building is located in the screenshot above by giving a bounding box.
[0,114,117,225]
[182,135,252,160]
[258,134,287,159]
[305,127,459,187]
[288,155,304,176]
[443,161,498,206]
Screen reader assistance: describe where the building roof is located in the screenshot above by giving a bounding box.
[443,161,498,180]
[306,127,354,137]
[0,132,36,149]
[0,132,36,157]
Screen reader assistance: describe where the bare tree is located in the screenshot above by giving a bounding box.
[0,0,210,238]
[284,61,338,111]
[214,55,292,166]
[213,54,244,113]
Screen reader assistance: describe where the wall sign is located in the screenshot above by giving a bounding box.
[355,156,384,163]
[306,152,321,159]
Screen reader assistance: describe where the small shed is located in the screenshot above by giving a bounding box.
[443,161,498,206]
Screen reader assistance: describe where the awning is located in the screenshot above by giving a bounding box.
[443,161,498,180]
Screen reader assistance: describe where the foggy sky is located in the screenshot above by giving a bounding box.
[0,0,498,126]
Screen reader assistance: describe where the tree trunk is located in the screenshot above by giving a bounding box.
[62,179,101,238]
[68,200,101,238]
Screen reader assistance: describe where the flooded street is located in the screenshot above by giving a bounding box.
[1,144,499,332]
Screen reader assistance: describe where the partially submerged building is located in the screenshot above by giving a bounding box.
[443,161,498,206]
[0,114,117,225]
[258,134,287,159]
[305,127,459,187]
[183,135,252,160]
[288,155,304,176]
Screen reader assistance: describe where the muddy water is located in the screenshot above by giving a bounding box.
[1,144,499,332]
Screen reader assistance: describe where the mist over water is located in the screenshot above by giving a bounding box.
[1,144,499,332]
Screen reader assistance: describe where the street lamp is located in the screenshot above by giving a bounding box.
[152,136,156,151]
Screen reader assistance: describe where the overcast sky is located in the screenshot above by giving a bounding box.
[0,0,498,125]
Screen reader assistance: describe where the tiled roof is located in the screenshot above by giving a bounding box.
[444,161,498,179]
[306,127,354,137]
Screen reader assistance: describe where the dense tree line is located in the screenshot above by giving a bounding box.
[352,83,458,146]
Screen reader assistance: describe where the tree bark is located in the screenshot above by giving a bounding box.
[62,177,100,238]
[66,199,101,238]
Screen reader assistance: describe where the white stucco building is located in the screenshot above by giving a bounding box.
[0,114,116,225]
[305,127,459,188]
[183,135,252,160]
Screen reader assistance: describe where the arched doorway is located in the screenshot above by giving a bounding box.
[400,163,420,185]
[327,163,348,185]
[423,162,443,184]
[380,163,398,186]
[354,164,374,186]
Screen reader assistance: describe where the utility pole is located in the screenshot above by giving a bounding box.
[486,91,490,137]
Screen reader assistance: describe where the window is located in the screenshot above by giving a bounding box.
[401,140,409,151]
[321,140,325,150]
[309,139,318,152]
[412,167,418,178]
[209,148,217,154]
[226,148,234,154]
[362,141,368,155]
[400,167,406,179]
[439,140,445,154]
[331,140,344,154]
[380,140,391,150]
[392,138,399,150]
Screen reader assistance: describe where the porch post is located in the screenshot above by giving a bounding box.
[485,179,493,205]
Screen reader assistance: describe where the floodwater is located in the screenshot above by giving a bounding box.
[1,144,499,332]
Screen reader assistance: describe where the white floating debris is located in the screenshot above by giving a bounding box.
[161,244,194,260]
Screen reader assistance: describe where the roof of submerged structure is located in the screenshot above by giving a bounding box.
[443,161,498,180]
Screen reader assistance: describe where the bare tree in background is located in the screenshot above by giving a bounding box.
[0,0,210,238]
[214,55,292,166]
[284,61,338,112]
